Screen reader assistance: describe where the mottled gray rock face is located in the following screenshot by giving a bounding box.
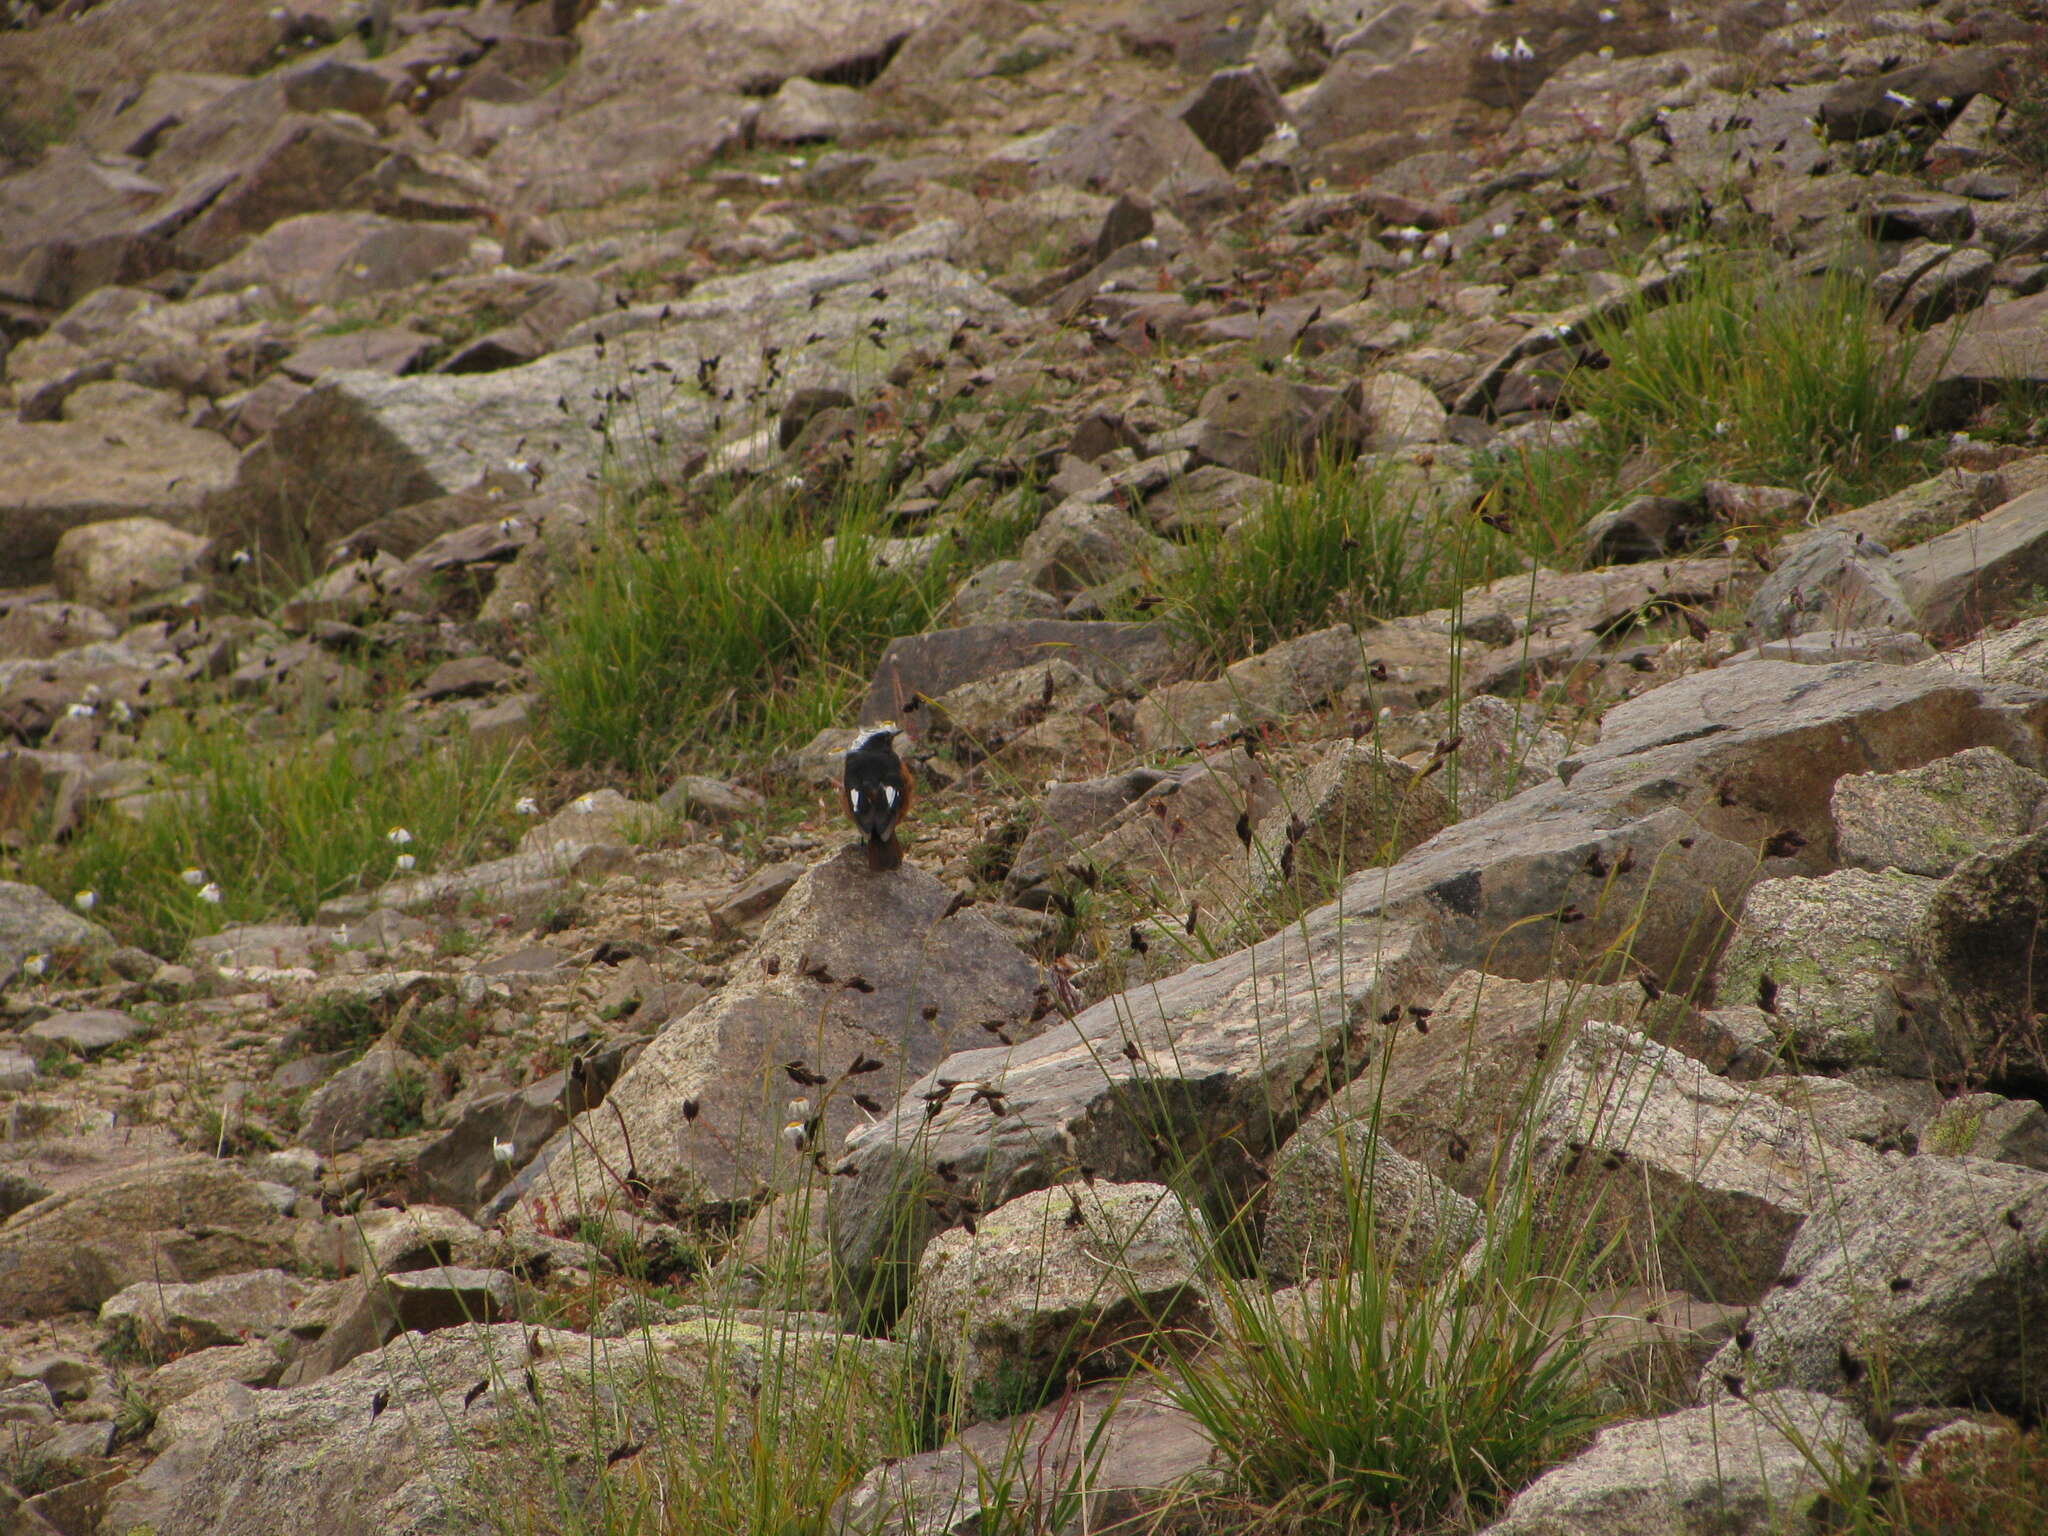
[1478,1390,1874,1536]
[1923,1092,2048,1170]
[1521,1021,1884,1306]
[1917,826,2048,1081]
[1712,869,1946,1076]
[1249,738,1450,910]
[1702,1157,2048,1417]
[1832,746,2048,877]
[214,224,1019,551]
[297,1044,428,1156]
[0,1158,292,1323]
[99,1269,300,1354]
[1745,529,1915,643]
[1260,1115,1479,1286]
[516,846,1045,1234]
[830,916,1448,1324]
[831,1382,1211,1536]
[0,880,113,987]
[909,1182,1213,1416]
[1892,485,2048,642]
[152,1321,906,1536]
[1133,624,1360,752]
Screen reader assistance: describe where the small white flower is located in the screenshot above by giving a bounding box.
[780,1120,808,1150]
[1598,44,1615,58]
[1511,35,1535,61]
[73,890,96,912]
[574,797,598,815]
[1713,419,1733,438]
[1724,536,1741,555]
[1883,89,1918,110]
[1950,431,1973,451]
[109,699,133,724]
[1488,40,1510,62]
[65,702,95,719]
[511,602,533,621]
[784,473,807,490]
[198,881,223,904]
[387,826,413,846]
[1935,96,1953,112]
[1490,221,1510,238]
[23,953,46,978]
[395,853,417,872]
[497,517,520,535]
[515,796,541,816]
[1538,215,1556,233]
[506,458,532,476]
[1139,235,1160,250]
[181,867,207,887]
[1598,5,1616,18]
[1892,424,1912,442]
[1273,122,1299,146]
[492,1137,517,1166]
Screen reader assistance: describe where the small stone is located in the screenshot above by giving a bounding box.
[22,1008,143,1057]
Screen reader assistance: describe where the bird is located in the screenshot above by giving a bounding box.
[842,722,914,871]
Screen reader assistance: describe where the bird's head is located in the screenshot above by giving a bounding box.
[850,722,899,753]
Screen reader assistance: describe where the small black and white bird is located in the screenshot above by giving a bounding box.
[842,723,914,871]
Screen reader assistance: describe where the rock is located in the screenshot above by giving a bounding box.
[297,1045,429,1155]
[1133,623,1359,752]
[143,1341,285,1407]
[1249,739,1451,907]
[925,658,1108,752]
[1816,46,2018,141]
[1891,485,2048,642]
[1422,694,1569,818]
[0,881,113,988]
[909,1182,1213,1417]
[514,846,1045,1233]
[413,1077,569,1212]
[1477,1390,1874,1536]
[830,911,1446,1324]
[1832,746,2048,878]
[1912,293,2048,427]
[1916,827,2048,1078]
[50,516,210,609]
[100,1269,300,1355]
[213,224,1019,553]
[707,860,807,926]
[1190,374,1364,475]
[0,601,118,662]
[831,1382,1211,1535]
[1014,499,1169,596]
[279,326,437,383]
[1712,869,1949,1076]
[153,1321,904,1536]
[756,78,874,145]
[1821,467,2005,549]
[861,620,1182,726]
[1031,102,1231,203]
[1177,65,1284,170]
[1522,1021,1884,1305]
[0,413,237,588]
[1745,530,1914,642]
[21,1008,143,1057]
[1065,746,1278,950]
[1922,1092,2048,1169]
[1261,1116,1481,1286]
[1582,494,1707,565]
[1701,1157,2048,1416]
[192,212,479,306]
[1360,370,1448,448]
[1005,766,1175,900]
[413,655,517,700]
[381,1267,516,1332]
[1872,242,1996,326]
[0,1157,290,1322]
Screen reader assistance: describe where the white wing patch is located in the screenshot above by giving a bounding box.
[882,785,898,808]
[850,789,869,814]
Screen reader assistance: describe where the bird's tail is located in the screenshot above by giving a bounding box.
[867,832,903,872]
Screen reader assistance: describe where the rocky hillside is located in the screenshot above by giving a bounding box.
[4,0,2048,1532]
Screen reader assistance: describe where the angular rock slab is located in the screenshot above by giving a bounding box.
[1701,1157,2048,1416]
[215,222,1020,550]
[1334,658,2048,990]
[909,1182,1213,1416]
[1831,745,2048,878]
[0,1157,292,1323]
[154,1321,906,1536]
[1892,485,2048,642]
[1260,1118,1480,1287]
[831,917,1448,1324]
[831,1383,1211,1536]
[1712,869,1948,1077]
[862,618,1182,726]
[1916,826,2048,1084]
[515,847,1045,1232]
[1478,1390,1874,1536]
[1520,1022,1884,1306]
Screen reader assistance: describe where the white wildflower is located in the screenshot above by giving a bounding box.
[198,881,223,904]
[1892,424,1912,442]
[1598,5,1616,18]
[396,853,417,872]
[515,796,541,816]
[1598,44,1615,58]
[1713,419,1733,438]
[23,953,46,978]
[1511,35,1535,62]
[64,702,95,719]
[181,867,206,886]
[1273,122,1299,146]
[387,826,413,845]
[109,699,133,723]
[228,548,252,569]
[1488,40,1510,63]
[493,1137,517,1166]
[73,890,96,912]
[1538,215,1556,232]
[1883,89,1917,110]
[1490,221,1510,238]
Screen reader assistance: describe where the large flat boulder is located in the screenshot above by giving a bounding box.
[512,846,1045,1233]
[212,223,1019,552]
